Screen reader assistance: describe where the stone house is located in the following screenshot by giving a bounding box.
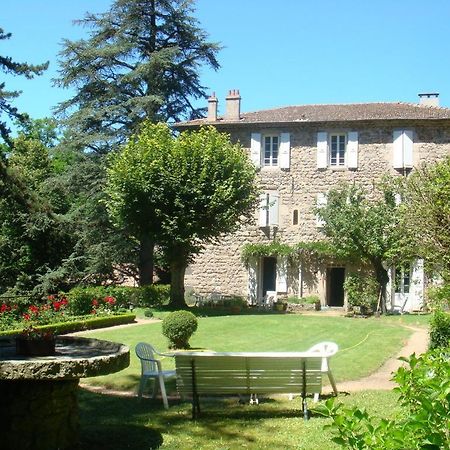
[176,91,450,312]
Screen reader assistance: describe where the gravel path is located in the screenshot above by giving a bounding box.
[326,325,429,393]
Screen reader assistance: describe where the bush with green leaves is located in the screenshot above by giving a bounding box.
[162,310,198,349]
[287,295,320,305]
[343,272,378,311]
[316,349,450,449]
[429,310,450,349]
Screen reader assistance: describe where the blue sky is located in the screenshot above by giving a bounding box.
[3,0,450,122]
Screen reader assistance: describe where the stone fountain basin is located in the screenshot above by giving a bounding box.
[0,336,130,380]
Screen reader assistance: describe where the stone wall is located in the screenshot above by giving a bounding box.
[184,121,450,301]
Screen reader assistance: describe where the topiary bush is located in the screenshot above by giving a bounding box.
[162,310,198,349]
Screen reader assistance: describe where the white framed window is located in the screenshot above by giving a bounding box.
[393,129,413,169]
[259,192,279,227]
[264,135,279,166]
[330,134,346,166]
[317,131,358,169]
[250,132,290,168]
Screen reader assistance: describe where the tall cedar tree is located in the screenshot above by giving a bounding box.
[105,124,258,307]
[0,27,48,147]
[55,0,220,154]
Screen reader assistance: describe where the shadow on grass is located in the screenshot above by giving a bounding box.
[78,388,330,449]
[153,304,286,318]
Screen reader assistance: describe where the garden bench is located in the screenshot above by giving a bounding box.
[175,346,338,419]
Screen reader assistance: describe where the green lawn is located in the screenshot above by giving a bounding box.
[78,388,401,449]
[79,314,412,392]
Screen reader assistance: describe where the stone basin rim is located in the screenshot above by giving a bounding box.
[0,336,130,380]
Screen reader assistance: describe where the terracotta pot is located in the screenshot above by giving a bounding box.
[16,337,56,356]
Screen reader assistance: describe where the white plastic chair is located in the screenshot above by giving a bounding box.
[307,341,338,400]
[135,342,176,409]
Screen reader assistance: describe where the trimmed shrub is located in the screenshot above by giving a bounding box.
[162,310,198,349]
[343,273,378,311]
[429,309,450,349]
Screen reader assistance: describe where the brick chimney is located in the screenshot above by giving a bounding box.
[207,92,218,121]
[418,92,439,107]
[225,89,241,120]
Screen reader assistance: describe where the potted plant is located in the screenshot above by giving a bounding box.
[15,326,56,356]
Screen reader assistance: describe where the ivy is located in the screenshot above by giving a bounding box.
[241,240,337,266]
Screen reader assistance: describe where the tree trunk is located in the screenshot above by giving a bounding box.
[139,234,154,286]
[169,256,188,309]
[373,260,390,314]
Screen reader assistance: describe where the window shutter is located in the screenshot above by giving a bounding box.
[347,131,358,169]
[279,132,290,169]
[250,133,261,168]
[247,258,258,305]
[316,193,327,227]
[276,256,288,293]
[411,259,424,309]
[403,130,413,168]
[317,132,328,168]
[259,193,268,227]
[269,192,279,227]
[393,130,404,169]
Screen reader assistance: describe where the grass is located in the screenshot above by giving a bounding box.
[78,388,401,449]
[79,314,412,392]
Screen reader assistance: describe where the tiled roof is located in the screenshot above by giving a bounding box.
[177,102,450,127]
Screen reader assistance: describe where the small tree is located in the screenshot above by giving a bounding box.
[317,182,406,313]
[105,123,258,307]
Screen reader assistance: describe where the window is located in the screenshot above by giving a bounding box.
[264,135,279,166]
[394,265,411,294]
[292,209,299,225]
[317,131,358,169]
[330,134,346,166]
[259,192,279,227]
[250,133,290,168]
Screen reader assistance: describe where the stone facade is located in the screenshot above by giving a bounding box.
[180,103,450,311]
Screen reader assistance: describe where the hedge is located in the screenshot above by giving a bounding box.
[0,313,136,337]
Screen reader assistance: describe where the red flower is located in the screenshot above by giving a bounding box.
[47,295,55,301]
[1,303,10,313]
[28,305,39,315]
[23,313,31,321]
[104,296,116,305]
[92,299,99,307]
[60,298,68,306]
[53,301,61,311]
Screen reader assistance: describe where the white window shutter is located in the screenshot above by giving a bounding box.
[393,130,404,169]
[250,133,262,168]
[403,130,414,168]
[276,256,288,293]
[279,133,290,169]
[317,132,328,168]
[247,258,258,305]
[259,193,268,227]
[347,131,359,169]
[411,259,424,309]
[269,192,279,227]
[316,193,327,227]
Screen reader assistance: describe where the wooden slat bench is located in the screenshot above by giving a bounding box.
[175,351,335,419]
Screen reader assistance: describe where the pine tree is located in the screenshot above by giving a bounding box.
[0,27,48,146]
[55,0,220,153]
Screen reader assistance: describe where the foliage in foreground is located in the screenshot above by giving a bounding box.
[316,349,450,449]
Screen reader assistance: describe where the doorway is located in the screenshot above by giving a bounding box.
[262,257,277,297]
[327,267,345,307]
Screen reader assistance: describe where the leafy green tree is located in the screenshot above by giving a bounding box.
[402,156,450,281]
[317,183,406,313]
[55,0,220,153]
[0,27,48,146]
[105,123,258,307]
